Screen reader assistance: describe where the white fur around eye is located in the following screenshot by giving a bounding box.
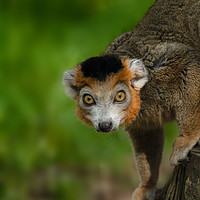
[128,59,149,90]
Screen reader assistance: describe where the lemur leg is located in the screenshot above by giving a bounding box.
[128,127,164,200]
[170,108,200,166]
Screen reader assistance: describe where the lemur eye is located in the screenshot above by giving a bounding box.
[83,94,95,105]
[114,91,126,102]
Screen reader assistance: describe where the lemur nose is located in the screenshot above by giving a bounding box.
[98,121,113,132]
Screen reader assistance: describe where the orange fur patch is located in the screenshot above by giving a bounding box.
[74,59,142,126]
[114,59,141,125]
[74,65,101,91]
[76,101,93,126]
[122,89,141,125]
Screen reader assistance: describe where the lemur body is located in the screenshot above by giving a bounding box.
[63,0,200,199]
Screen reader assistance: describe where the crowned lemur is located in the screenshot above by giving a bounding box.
[63,0,200,199]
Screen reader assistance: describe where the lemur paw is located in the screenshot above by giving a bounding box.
[169,146,190,166]
[132,186,156,200]
[169,136,199,166]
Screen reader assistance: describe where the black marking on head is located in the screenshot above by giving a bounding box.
[80,55,124,81]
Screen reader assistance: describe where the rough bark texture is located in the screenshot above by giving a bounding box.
[156,144,200,200]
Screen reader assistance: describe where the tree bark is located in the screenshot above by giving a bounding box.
[156,144,200,200]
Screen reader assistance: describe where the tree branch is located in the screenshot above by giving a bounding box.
[156,144,200,200]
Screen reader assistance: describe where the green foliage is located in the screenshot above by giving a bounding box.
[0,0,178,199]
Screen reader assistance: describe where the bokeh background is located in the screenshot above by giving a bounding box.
[0,0,179,199]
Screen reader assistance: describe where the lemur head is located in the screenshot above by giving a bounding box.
[63,55,148,132]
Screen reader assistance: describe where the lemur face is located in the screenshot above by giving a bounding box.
[78,82,132,132]
[63,55,148,132]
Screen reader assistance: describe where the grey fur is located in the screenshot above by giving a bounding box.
[79,83,132,132]
[63,69,78,99]
[128,59,149,90]
[63,0,200,199]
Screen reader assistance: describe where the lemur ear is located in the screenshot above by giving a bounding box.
[63,69,78,100]
[128,59,148,90]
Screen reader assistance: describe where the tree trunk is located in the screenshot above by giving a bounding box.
[156,144,200,200]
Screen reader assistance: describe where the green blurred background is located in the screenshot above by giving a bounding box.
[0,0,179,199]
